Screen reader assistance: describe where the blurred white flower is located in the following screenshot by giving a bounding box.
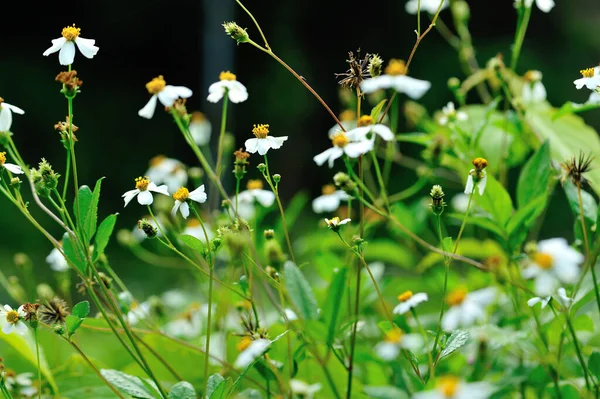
[314,130,373,168]
[145,156,188,193]
[442,287,497,331]
[347,115,394,143]
[464,158,488,196]
[138,75,192,119]
[439,102,468,126]
[574,67,600,91]
[0,305,28,335]
[163,304,203,338]
[290,379,322,399]
[46,245,69,272]
[4,371,37,397]
[234,338,271,369]
[244,124,288,156]
[374,328,423,361]
[126,301,151,325]
[360,59,431,99]
[516,0,555,13]
[522,238,583,297]
[122,177,169,207]
[451,193,470,213]
[183,219,214,241]
[0,100,24,133]
[207,71,248,103]
[284,308,298,322]
[325,217,351,231]
[522,70,546,103]
[237,180,275,208]
[43,24,99,65]
[393,291,428,315]
[0,152,23,175]
[312,185,350,213]
[406,0,449,14]
[527,295,550,309]
[412,376,494,399]
[171,185,208,219]
[189,111,212,146]
[328,110,357,138]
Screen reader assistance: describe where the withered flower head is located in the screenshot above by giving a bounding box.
[22,302,39,322]
[39,297,70,325]
[562,151,594,186]
[56,70,83,94]
[336,50,373,89]
[234,148,250,164]
[54,116,79,134]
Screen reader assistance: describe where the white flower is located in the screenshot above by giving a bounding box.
[189,111,212,146]
[574,67,600,91]
[522,71,547,103]
[464,158,488,195]
[284,308,298,322]
[244,124,288,156]
[439,102,468,126]
[587,91,600,105]
[442,287,497,331]
[145,156,188,193]
[46,246,69,272]
[451,193,470,213]
[328,110,357,138]
[406,0,449,14]
[237,180,275,208]
[0,151,24,175]
[517,0,555,13]
[527,295,551,309]
[5,372,36,397]
[0,305,28,335]
[234,338,271,369]
[412,376,494,399]
[312,185,350,213]
[347,116,395,143]
[325,217,351,230]
[393,291,428,315]
[207,71,248,103]
[171,185,208,219]
[127,301,151,325]
[42,24,99,65]
[290,379,322,399]
[122,176,169,207]
[0,100,25,133]
[313,130,373,168]
[183,219,214,241]
[360,59,431,99]
[374,328,423,361]
[163,305,203,339]
[522,238,583,297]
[138,75,193,119]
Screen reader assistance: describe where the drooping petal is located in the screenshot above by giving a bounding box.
[253,189,276,207]
[228,81,249,103]
[478,174,487,195]
[527,297,542,307]
[14,321,28,335]
[393,75,432,99]
[3,103,24,115]
[312,194,341,213]
[313,147,337,167]
[266,135,288,150]
[43,37,67,56]
[148,182,170,196]
[360,75,394,93]
[189,185,208,203]
[180,202,190,219]
[207,81,225,103]
[371,124,395,141]
[234,339,271,368]
[157,85,192,107]
[256,139,272,156]
[138,95,158,119]
[245,138,260,154]
[344,140,373,158]
[3,163,24,174]
[58,41,76,66]
[74,37,99,59]
[171,201,182,216]
[122,189,139,207]
[0,107,12,132]
[393,302,411,315]
[2,323,14,335]
[338,218,351,225]
[137,190,154,205]
[464,174,474,194]
[535,0,555,12]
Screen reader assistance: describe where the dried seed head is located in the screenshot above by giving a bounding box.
[561,151,594,186]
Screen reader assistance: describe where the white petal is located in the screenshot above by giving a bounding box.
[245,138,260,154]
[393,76,432,99]
[442,306,461,331]
[374,341,400,361]
[344,140,373,158]
[2,323,14,335]
[148,182,170,196]
[14,321,28,335]
[535,0,554,12]
[74,37,99,59]
[467,287,496,305]
[553,260,580,284]
[189,121,212,146]
[234,339,271,368]
[180,202,190,219]
[371,124,395,141]
[3,305,13,312]
[312,194,341,213]
[360,75,394,93]
[137,190,154,205]
[43,37,66,56]
[228,82,249,103]
[122,189,139,207]
[207,82,225,103]
[0,108,12,132]
[478,174,487,195]
[138,95,158,119]
[3,103,24,115]
[58,41,76,66]
[4,163,24,174]
[534,272,559,297]
[257,139,272,156]
[464,174,474,194]
[345,126,371,141]
[393,302,411,315]
[171,201,182,216]
[157,86,191,107]
[189,185,207,203]
[338,218,351,225]
[266,135,288,150]
[527,297,542,307]
[253,189,276,207]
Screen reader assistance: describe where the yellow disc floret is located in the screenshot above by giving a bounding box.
[357,115,374,127]
[398,290,413,302]
[534,252,553,269]
[581,68,596,78]
[332,133,349,148]
[322,184,336,195]
[384,328,403,343]
[61,24,81,41]
[0,152,6,166]
[437,376,460,397]
[472,157,488,170]
[5,310,19,324]
[237,336,253,352]
[252,124,270,139]
[384,59,407,76]
[173,187,190,202]
[135,176,150,191]
[149,155,166,166]
[145,76,167,95]
[247,179,264,190]
[446,288,468,306]
[220,71,237,81]
[326,217,341,227]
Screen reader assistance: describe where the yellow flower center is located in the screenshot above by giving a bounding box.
[145,76,167,95]
[235,300,253,310]
[326,217,341,227]
[237,336,253,352]
[339,110,356,122]
[150,155,166,166]
[252,124,270,139]
[357,115,374,127]
[535,252,554,269]
[384,59,407,76]
[173,187,189,202]
[384,328,403,343]
[247,179,264,190]
[135,176,150,191]
[322,184,337,195]
[220,71,237,81]
[472,157,488,170]
[446,288,468,306]
[186,218,201,227]
[191,111,206,123]
[6,310,19,324]
[438,376,460,397]
[581,68,596,78]
[0,151,6,166]
[332,133,349,148]
[61,25,81,41]
[397,290,413,302]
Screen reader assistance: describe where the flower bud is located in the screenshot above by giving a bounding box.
[223,22,250,44]
[53,324,65,335]
[430,185,446,215]
[368,54,384,78]
[272,174,281,183]
[257,163,267,173]
[264,229,275,239]
[138,219,158,239]
[10,177,21,186]
[31,158,60,198]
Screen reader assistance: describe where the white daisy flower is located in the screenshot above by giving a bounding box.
[393,290,428,315]
[347,115,395,142]
[244,124,288,156]
[313,130,373,168]
[122,176,169,207]
[464,158,488,195]
[522,70,547,103]
[324,217,351,232]
[574,67,600,91]
[312,184,350,213]
[45,245,69,272]
[374,328,423,361]
[138,75,193,119]
[183,219,214,241]
[413,376,494,399]
[0,152,23,175]
[189,111,212,146]
[439,102,468,126]
[234,337,271,369]
[163,304,203,339]
[4,371,36,396]
[557,287,573,307]
[0,305,28,335]
[522,238,583,297]
[442,287,497,331]
[207,71,248,103]
[516,0,555,13]
[171,185,208,219]
[290,379,322,399]
[451,193,470,213]
[126,301,151,325]
[237,179,275,208]
[527,295,550,309]
[0,99,25,133]
[360,59,432,99]
[145,155,188,193]
[587,91,600,105]
[406,0,449,14]
[42,24,99,66]
[328,110,357,138]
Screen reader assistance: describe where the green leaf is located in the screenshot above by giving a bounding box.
[76,178,104,244]
[475,174,514,228]
[447,213,507,240]
[395,132,432,146]
[72,301,90,318]
[92,213,118,262]
[588,352,600,382]
[62,232,87,274]
[363,386,409,399]
[516,140,551,209]
[506,196,547,251]
[179,234,206,253]
[206,374,225,398]
[75,185,93,232]
[322,267,348,345]
[370,99,387,122]
[442,237,453,253]
[284,261,319,320]
[553,101,600,120]
[65,315,84,337]
[100,369,160,399]
[563,180,597,225]
[439,330,470,359]
[209,380,228,399]
[363,240,415,269]
[168,381,196,399]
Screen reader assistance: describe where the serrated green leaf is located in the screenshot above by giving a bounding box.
[72,301,90,318]
[209,380,227,399]
[99,369,160,399]
[62,232,87,274]
[65,315,84,337]
[93,213,118,262]
[168,381,196,399]
[76,178,104,244]
[439,330,470,359]
[516,140,551,209]
[283,262,319,320]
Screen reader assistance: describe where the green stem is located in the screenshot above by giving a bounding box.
[510,3,532,71]
[34,328,42,399]
[576,182,600,315]
[370,150,390,210]
[215,93,229,177]
[411,308,434,378]
[565,314,592,391]
[62,150,71,201]
[431,214,450,369]
[67,95,80,236]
